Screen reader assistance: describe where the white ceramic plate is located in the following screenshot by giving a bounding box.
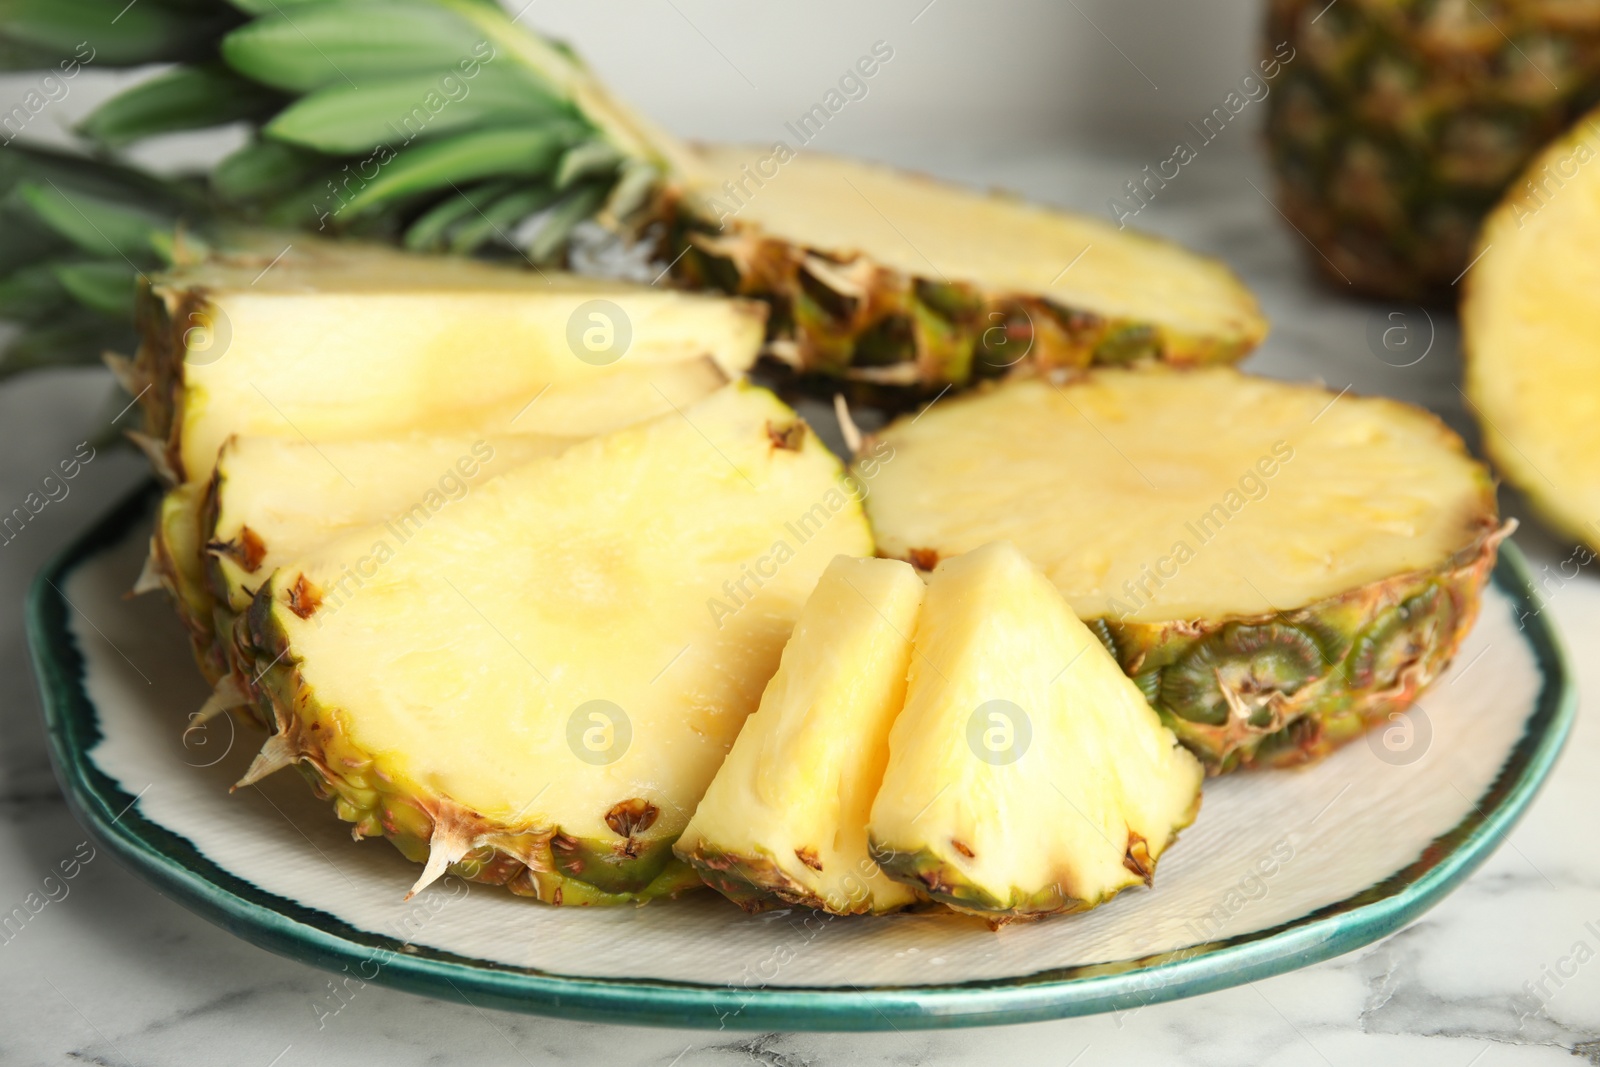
[30,485,1573,1030]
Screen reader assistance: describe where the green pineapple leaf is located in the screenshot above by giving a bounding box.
[221,0,492,92]
[331,123,584,217]
[264,68,572,154]
[52,260,140,317]
[12,180,169,260]
[79,63,282,145]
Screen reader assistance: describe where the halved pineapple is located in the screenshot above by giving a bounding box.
[1462,105,1600,551]
[869,542,1203,922]
[859,367,1505,772]
[135,235,767,485]
[675,555,925,915]
[241,384,874,904]
[669,148,1268,388]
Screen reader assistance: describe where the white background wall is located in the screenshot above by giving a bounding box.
[0,0,1268,169]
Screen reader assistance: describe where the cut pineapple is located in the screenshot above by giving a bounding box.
[669,148,1267,388]
[1462,106,1600,551]
[869,542,1203,921]
[136,236,767,485]
[204,433,573,615]
[676,555,925,915]
[132,235,766,690]
[859,367,1505,772]
[198,432,574,704]
[241,384,874,904]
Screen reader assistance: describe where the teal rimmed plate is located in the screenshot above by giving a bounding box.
[28,483,1574,1031]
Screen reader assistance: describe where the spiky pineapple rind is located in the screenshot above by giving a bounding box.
[677,841,915,916]
[1103,517,1509,774]
[666,219,1262,392]
[867,790,1200,923]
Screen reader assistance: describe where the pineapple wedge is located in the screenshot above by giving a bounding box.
[1462,105,1600,552]
[241,384,873,904]
[676,555,925,915]
[860,367,1505,772]
[671,149,1267,388]
[869,542,1203,922]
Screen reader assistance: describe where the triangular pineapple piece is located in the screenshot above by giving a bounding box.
[244,384,874,903]
[675,148,1266,385]
[869,542,1203,921]
[676,555,925,915]
[136,235,768,485]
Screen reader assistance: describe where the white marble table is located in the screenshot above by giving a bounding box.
[4,143,1596,1066]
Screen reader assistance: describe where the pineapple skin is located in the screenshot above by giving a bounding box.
[1100,518,1506,773]
[656,182,1265,393]
[1264,0,1600,300]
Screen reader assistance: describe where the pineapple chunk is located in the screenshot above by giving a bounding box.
[1463,106,1600,551]
[869,542,1203,920]
[860,367,1503,772]
[676,555,925,915]
[137,236,767,484]
[245,384,874,903]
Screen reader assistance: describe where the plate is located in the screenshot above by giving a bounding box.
[28,483,1574,1031]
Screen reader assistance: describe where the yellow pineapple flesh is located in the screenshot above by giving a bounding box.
[676,555,925,915]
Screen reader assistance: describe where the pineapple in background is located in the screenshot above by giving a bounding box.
[1264,0,1600,300]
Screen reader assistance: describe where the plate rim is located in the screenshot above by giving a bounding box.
[27,481,1576,1031]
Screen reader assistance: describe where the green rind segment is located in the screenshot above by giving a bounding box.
[869,842,1096,920]
[243,592,698,906]
[868,793,1200,922]
[669,228,1254,392]
[678,843,907,916]
[1106,523,1506,774]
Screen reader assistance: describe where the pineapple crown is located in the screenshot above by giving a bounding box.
[0,0,685,376]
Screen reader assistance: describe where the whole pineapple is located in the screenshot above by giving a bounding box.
[1264,0,1600,300]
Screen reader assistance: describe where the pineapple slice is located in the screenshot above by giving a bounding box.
[137,236,767,486]
[859,367,1505,772]
[1462,105,1600,552]
[132,235,765,687]
[197,432,574,705]
[204,433,573,615]
[241,384,874,904]
[676,555,925,915]
[869,542,1203,921]
[672,149,1267,388]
